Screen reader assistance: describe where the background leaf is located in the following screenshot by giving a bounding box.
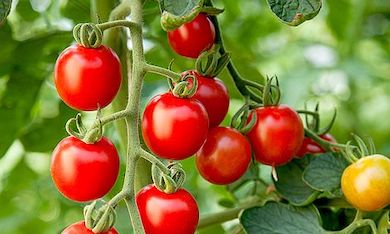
[267,0,322,26]
[303,153,349,192]
[274,158,319,206]
[0,0,12,24]
[240,202,325,234]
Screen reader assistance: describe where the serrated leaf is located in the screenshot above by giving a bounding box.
[159,0,204,31]
[0,0,12,24]
[20,103,77,152]
[267,0,322,26]
[302,153,349,192]
[274,158,319,206]
[240,202,325,234]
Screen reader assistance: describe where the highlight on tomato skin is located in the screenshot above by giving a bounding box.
[61,221,119,234]
[136,184,199,234]
[141,92,209,160]
[50,136,120,202]
[247,104,304,166]
[196,127,251,185]
[341,154,390,212]
[54,44,122,111]
[167,14,216,59]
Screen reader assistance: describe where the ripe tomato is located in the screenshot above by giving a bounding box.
[167,14,215,58]
[62,221,118,234]
[341,154,390,211]
[55,45,121,111]
[51,136,119,202]
[196,127,251,185]
[182,70,229,128]
[142,92,209,160]
[136,185,199,234]
[247,105,304,166]
[296,133,336,158]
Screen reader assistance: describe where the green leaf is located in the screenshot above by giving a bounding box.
[274,158,319,206]
[0,71,43,157]
[302,153,349,192]
[267,0,322,26]
[0,0,12,24]
[0,32,72,157]
[159,0,204,31]
[240,202,325,234]
[326,0,351,40]
[60,0,90,23]
[20,103,77,152]
[15,0,40,21]
[0,23,17,76]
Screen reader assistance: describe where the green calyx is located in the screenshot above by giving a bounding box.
[84,201,117,233]
[73,23,104,48]
[297,103,337,134]
[169,72,198,98]
[65,112,103,144]
[195,44,230,78]
[262,76,281,106]
[230,99,258,134]
[152,162,186,194]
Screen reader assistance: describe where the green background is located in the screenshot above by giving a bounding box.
[0,0,389,233]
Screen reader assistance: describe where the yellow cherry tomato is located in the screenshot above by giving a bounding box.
[341,154,390,211]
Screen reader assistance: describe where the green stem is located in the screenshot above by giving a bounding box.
[207,6,264,103]
[139,149,170,174]
[198,199,261,229]
[144,63,181,82]
[325,210,379,234]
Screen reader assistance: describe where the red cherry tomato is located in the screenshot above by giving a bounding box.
[167,14,215,58]
[296,133,336,158]
[196,127,251,185]
[51,136,120,202]
[55,45,122,111]
[247,105,304,166]
[182,70,229,128]
[142,92,209,160]
[136,185,199,234]
[62,221,118,234]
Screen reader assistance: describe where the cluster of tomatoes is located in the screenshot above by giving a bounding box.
[51,12,390,234]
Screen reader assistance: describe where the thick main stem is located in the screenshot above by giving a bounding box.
[120,0,146,233]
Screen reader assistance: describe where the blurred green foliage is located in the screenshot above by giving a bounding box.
[0,0,389,233]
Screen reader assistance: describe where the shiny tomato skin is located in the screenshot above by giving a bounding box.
[62,221,118,234]
[196,127,251,185]
[142,92,209,160]
[136,185,199,234]
[341,154,390,211]
[51,136,120,202]
[55,45,122,111]
[167,14,215,58]
[296,133,336,158]
[183,70,229,128]
[247,105,304,166]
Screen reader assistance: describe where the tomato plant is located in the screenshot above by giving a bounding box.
[62,221,119,234]
[296,133,336,158]
[196,127,251,185]
[51,136,119,202]
[55,45,122,111]
[341,154,390,211]
[136,185,199,234]
[167,14,215,58]
[183,70,229,128]
[142,92,209,160]
[247,105,304,166]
